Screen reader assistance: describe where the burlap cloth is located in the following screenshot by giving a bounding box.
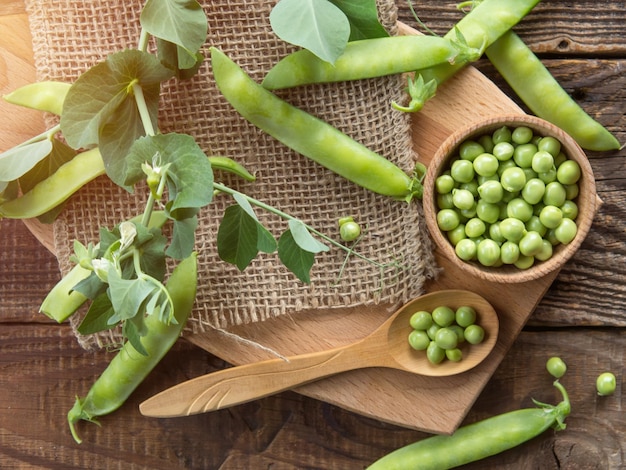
[25,0,438,350]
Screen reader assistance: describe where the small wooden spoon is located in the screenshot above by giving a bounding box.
[140,290,498,418]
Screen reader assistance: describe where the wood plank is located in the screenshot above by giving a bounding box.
[0,323,622,468]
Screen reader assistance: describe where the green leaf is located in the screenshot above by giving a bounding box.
[156,38,204,78]
[288,219,329,254]
[77,293,115,335]
[123,316,149,356]
[60,49,173,185]
[278,230,315,283]
[0,139,53,184]
[217,204,260,271]
[141,0,207,57]
[135,225,168,280]
[72,272,106,300]
[329,0,390,40]
[270,0,350,64]
[166,215,198,260]
[107,269,159,324]
[126,134,213,216]
[231,193,277,254]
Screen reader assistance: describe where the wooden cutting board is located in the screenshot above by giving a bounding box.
[3,15,559,434]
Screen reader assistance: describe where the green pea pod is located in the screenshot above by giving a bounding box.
[368,380,570,469]
[40,211,170,323]
[210,47,418,200]
[208,156,256,181]
[262,35,460,90]
[3,81,72,116]
[67,252,198,444]
[0,147,105,219]
[485,31,620,151]
[419,0,542,86]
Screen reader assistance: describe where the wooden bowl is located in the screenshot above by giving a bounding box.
[423,114,597,284]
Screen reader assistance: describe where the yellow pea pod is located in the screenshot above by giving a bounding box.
[3,81,72,116]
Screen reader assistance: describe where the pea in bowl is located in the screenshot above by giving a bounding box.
[423,114,597,284]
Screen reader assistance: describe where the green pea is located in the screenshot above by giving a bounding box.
[531,150,555,173]
[500,167,527,192]
[560,200,579,220]
[492,141,515,161]
[340,221,361,241]
[475,200,499,224]
[507,197,534,222]
[435,327,459,350]
[455,306,477,328]
[513,143,537,168]
[535,239,553,261]
[499,217,526,243]
[459,140,485,161]
[521,178,546,205]
[500,241,520,264]
[564,183,579,200]
[426,341,446,364]
[556,160,581,185]
[497,158,517,177]
[451,159,475,183]
[437,193,455,209]
[489,222,506,243]
[478,134,494,153]
[432,306,456,327]
[539,205,563,229]
[596,372,617,396]
[437,209,461,231]
[473,153,499,177]
[436,174,456,194]
[525,215,547,237]
[519,231,544,256]
[452,188,476,210]
[465,217,486,238]
[464,324,485,345]
[460,180,480,197]
[492,126,512,144]
[514,254,535,269]
[445,348,463,362]
[448,325,466,344]
[447,223,468,246]
[410,311,433,331]
[408,330,431,351]
[546,357,567,378]
[554,218,577,244]
[427,324,441,340]
[477,239,501,266]
[543,181,567,207]
[538,168,558,184]
[455,238,477,261]
[478,180,504,203]
[511,126,533,145]
[538,136,562,157]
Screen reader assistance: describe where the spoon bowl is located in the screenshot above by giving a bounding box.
[140,290,499,418]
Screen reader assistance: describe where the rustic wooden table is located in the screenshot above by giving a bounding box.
[1,1,624,468]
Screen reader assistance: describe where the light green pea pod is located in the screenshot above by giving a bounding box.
[208,156,256,181]
[3,81,72,116]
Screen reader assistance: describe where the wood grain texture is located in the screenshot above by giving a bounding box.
[0,0,625,468]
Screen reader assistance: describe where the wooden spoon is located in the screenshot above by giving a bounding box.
[139,290,498,418]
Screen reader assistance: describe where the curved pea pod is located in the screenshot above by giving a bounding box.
[208,155,256,181]
[419,0,542,86]
[210,47,418,201]
[262,35,460,90]
[0,147,105,219]
[3,81,72,116]
[485,31,620,151]
[67,252,198,444]
[367,380,570,470]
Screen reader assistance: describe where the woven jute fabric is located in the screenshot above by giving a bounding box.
[25,0,437,350]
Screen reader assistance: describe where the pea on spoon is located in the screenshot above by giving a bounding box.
[139,290,499,418]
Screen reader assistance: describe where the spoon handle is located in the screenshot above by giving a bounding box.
[140,340,376,418]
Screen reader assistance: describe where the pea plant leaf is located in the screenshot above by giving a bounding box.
[166,215,198,260]
[106,268,160,325]
[288,219,329,253]
[232,192,277,254]
[77,292,115,335]
[277,230,316,283]
[140,0,207,61]
[156,38,204,78]
[60,49,174,187]
[329,0,390,40]
[270,0,350,64]
[217,204,262,271]
[0,138,53,185]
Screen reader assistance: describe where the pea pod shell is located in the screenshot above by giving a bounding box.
[368,405,567,469]
[67,252,198,444]
[3,81,71,116]
[485,31,620,151]
[420,0,542,85]
[262,35,460,90]
[0,147,105,219]
[210,47,413,199]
